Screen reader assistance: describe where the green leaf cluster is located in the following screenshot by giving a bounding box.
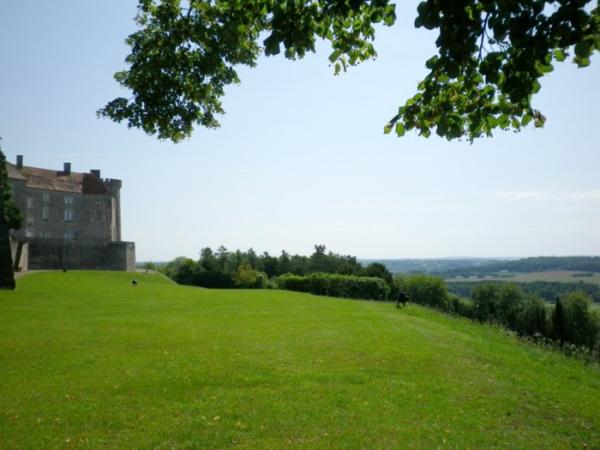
[388,0,599,141]
[100,0,599,142]
[99,0,396,142]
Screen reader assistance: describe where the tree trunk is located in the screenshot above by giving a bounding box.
[0,149,16,289]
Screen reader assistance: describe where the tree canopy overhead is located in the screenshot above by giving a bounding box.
[99,0,599,142]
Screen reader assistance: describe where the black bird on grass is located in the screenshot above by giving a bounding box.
[396,292,409,308]
[132,279,138,286]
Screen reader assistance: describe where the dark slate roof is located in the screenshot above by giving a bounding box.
[6,162,109,195]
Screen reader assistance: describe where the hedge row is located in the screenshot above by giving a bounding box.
[277,273,391,301]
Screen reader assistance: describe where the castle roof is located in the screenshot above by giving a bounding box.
[6,162,109,195]
[6,162,26,181]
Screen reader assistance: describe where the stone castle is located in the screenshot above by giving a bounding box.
[6,155,135,271]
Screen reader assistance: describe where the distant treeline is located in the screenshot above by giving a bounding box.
[448,280,600,303]
[437,256,600,277]
[361,258,506,274]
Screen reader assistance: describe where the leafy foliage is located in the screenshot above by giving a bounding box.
[388,0,599,141]
[100,0,599,142]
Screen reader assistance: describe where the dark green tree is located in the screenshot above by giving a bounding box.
[261,252,280,278]
[472,284,501,322]
[309,244,330,273]
[198,247,219,272]
[99,0,599,143]
[362,262,393,284]
[515,295,547,337]
[496,284,525,329]
[278,250,292,274]
[561,291,598,348]
[552,296,567,346]
[0,142,23,290]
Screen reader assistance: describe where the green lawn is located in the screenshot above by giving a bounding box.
[1,272,599,449]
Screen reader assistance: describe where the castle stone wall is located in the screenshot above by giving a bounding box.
[8,184,115,242]
[27,238,136,272]
[105,241,136,271]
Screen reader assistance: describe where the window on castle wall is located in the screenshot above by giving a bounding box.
[42,193,50,203]
[95,200,102,219]
[64,196,73,205]
[64,209,73,222]
[25,228,33,238]
[64,231,74,239]
[42,206,49,221]
[26,214,34,225]
[26,197,33,209]
[40,230,51,238]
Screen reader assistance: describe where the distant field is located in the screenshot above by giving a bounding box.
[1,272,599,449]
[447,270,600,285]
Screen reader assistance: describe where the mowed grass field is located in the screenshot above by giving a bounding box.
[447,271,600,285]
[1,272,599,449]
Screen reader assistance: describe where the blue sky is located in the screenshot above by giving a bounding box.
[1,1,599,261]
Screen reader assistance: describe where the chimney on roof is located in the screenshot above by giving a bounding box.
[16,155,23,169]
[90,169,101,178]
[63,162,71,175]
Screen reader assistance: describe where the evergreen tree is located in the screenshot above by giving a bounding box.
[552,297,567,346]
[0,146,15,289]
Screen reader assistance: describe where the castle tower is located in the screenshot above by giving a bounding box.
[104,178,122,241]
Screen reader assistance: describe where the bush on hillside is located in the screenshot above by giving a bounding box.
[447,294,475,318]
[162,257,196,285]
[193,270,235,288]
[233,263,269,288]
[399,275,449,310]
[514,295,548,337]
[143,262,158,271]
[309,273,390,300]
[277,273,390,301]
[277,274,313,293]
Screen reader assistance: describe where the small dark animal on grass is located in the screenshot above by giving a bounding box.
[62,269,67,273]
[132,279,138,286]
[396,292,409,308]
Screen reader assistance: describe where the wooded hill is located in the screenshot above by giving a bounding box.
[436,257,600,278]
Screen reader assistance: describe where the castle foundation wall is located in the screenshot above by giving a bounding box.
[26,238,135,272]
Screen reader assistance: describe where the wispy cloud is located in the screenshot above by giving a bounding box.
[497,190,600,201]
[497,191,546,200]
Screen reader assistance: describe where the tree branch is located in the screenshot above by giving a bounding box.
[478,12,491,63]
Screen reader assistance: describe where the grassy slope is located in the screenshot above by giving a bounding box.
[0,272,599,449]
